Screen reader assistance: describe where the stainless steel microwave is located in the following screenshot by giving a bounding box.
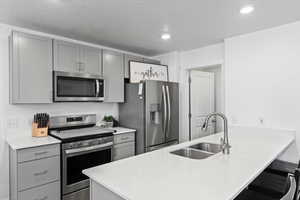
[53,71,104,102]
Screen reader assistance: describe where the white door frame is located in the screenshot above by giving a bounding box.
[186,63,225,141]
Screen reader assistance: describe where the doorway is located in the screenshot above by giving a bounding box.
[188,64,224,140]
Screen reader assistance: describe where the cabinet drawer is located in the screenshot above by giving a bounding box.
[18,156,60,191]
[114,132,135,144]
[113,142,135,161]
[18,181,60,200]
[18,144,60,163]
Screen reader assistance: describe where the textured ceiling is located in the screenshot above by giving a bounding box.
[1,0,300,56]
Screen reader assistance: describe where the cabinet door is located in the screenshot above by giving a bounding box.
[53,40,80,72]
[103,50,124,102]
[80,46,102,75]
[124,54,143,78]
[113,142,135,161]
[18,156,60,191]
[10,31,53,103]
[18,181,60,200]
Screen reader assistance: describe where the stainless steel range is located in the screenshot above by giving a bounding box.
[49,114,114,200]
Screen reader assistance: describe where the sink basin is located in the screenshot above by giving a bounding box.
[170,142,223,160]
[189,143,222,154]
[171,148,214,160]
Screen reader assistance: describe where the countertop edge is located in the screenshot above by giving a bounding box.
[228,135,294,200]
[6,135,61,150]
[83,132,295,200]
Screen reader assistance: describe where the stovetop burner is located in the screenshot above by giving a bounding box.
[48,114,114,142]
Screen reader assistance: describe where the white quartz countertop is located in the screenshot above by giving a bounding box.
[83,127,295,200]
[6,133,61,150]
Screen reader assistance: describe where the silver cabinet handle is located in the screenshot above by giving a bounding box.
[77,62,81,71]
[77,62,85,71]
[34,151,48,156]
[34,170,48,176]
[81,62,85,71]
[165,85,171,138]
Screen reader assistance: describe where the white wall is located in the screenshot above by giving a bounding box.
[180,44,225,142]
[156,21,300,164]
[180,43,224,69]
[225,21,300,162]
[153,51,180,83]
[154,44,224,142]
[0,26,119,200]
[200,65,223,132]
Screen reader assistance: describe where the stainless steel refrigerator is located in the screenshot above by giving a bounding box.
[119,80,179,154]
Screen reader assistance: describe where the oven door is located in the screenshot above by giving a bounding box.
[54,71,104,102]
[62,142,113,195]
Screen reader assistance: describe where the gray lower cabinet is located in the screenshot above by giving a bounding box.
[113,132,135,161]
[91,180,124,200]
[54,40,102,75]
[18,181,59,200]
[103,50,124,102]
[9,144,60,200]
[10,31,53,104]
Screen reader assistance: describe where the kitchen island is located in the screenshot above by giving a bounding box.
[83,126,295,200]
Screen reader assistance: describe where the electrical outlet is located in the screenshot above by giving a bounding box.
[259,118,264,125]
[7,118,19,129]
[231,116,238,124]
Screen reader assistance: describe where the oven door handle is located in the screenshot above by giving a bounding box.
[65,142,113,155]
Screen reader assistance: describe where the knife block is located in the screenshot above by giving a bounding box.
[32,122,48,137]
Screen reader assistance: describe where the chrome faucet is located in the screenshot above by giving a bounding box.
[202,113,231,154]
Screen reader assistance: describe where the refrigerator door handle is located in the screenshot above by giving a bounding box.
[166,85,171,139]
[162,85,167,136]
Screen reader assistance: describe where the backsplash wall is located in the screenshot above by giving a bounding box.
[0,25,118,200]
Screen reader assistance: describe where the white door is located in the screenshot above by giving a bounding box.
[190,71,215,139]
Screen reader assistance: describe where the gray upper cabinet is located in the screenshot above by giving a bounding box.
[81,46,102,75]
[124,54,144,78]
[54,40,79,73]
[54,40,102,75]
[103,50,124,102]
[10,31,53,104]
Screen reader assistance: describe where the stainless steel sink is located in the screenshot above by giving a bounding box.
[188,143,222,154]
[170,142,223,160]
[171,148,213,160]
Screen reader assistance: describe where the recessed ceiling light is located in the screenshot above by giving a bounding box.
[240,5,254,14]
[161,33,171,40]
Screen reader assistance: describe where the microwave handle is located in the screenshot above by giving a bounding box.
[96,80,100,97]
